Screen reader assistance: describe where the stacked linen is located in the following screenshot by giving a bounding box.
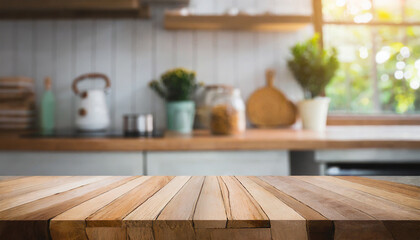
[0,77,36,130]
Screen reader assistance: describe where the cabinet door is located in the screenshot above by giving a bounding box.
[147,151,289,176]
[0,152,144,175]
[0,0,138,11]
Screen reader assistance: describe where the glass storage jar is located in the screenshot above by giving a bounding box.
[209,88,246,135]
[195,85,232,129]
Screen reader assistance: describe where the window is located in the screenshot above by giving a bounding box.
[320,0,420,115]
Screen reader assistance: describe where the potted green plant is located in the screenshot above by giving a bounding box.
[288,34,339,131]
[150,68,199,134]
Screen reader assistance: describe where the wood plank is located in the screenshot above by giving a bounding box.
[296,176,420,240]
[0,176,78,200]
[0,176,108,211]
[124,176,191,227]
[50,176,149,240]
[124,176,191,240]
[153,176,205,240]
[0,176,58,192]
[0,176,25,182]
[329,176,420,209]
[87,176,173,227]
[335,176,420,199]
[164,13,312,31]
[236,176,306,240]
[249,176,333,240]
[193,176,227,229]
[259,176,394,240]
[0,176,418,239]
[218,176,269,228]
[0,176,134,240]
[195,228,272,240]
[295,176,420,220]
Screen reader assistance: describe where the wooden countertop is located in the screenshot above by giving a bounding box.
[1,126,420,151]
[0,176,418,239]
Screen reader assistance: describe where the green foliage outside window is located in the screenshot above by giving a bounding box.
[322,0,420,114]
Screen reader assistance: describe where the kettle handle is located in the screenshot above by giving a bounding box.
[72,73,111,95]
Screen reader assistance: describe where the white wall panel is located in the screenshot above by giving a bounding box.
[55,21,73,129]
[114,20,134,130]
[0,21,15,77]
[135,19,154,114]
[175,31,194,70]
[154,7,176,129]
[16,21,33,78]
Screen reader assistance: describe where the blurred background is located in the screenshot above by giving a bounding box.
[0,0,419,177]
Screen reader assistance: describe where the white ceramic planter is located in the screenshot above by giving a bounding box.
[298,97,330,131]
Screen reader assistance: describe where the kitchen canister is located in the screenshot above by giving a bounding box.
[209,88,246,135]
[123,114,154,136]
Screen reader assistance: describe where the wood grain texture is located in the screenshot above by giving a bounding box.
[247,70,297,127]
[2,126,420,151]
[50,176,149,240]
[87,176,173,227]
[335,176,420,199]
[259,176,395,240]
[296,176,420,240]
[0,176,418,240]
[236,176,306,240]
[0,176,134,240]
[164,12,311,31]
[193,176,227,229]
[0,176,108,212]
[249,176,334,240]
[329,176,420,209]
[218,176,269,228]
[124,176,191,227]
[154,176,205,240]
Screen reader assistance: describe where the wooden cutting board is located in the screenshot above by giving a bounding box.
[247,69,296,128]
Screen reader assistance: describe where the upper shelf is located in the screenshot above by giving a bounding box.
[0,0,150,19]
[164,10,312,31]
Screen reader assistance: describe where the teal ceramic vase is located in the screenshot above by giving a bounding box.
[167,101,195,134]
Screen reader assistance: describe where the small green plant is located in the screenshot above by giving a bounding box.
[149,68,199,101]
[288,34,339,99]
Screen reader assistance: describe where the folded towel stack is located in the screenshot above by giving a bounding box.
[0,77,36,130]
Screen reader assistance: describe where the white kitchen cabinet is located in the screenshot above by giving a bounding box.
[0,152,144,175]
[146,151,289,176]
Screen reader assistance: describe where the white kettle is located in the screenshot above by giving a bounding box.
[72,73,111,131]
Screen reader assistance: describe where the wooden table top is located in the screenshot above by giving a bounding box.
[0,176,419,240]
[1,126,420,151]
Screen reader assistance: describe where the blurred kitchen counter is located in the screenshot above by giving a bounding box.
[1,125,420,152]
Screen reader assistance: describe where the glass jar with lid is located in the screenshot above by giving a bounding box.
[209,88,246,135]
[195,85,232,129]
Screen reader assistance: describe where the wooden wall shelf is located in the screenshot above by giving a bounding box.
[0,0,150,19]
[164,11,312,31]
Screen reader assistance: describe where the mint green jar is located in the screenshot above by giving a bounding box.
[166,101,195,134]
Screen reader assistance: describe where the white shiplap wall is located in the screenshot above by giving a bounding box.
[0,0,312,130]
